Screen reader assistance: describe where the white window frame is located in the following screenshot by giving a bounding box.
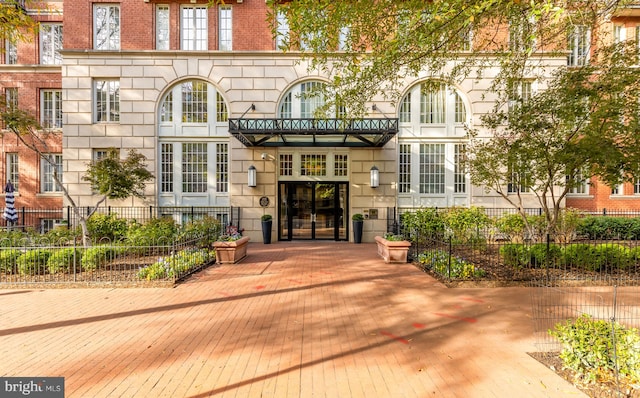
[94,80,120,123]
[507,159,531,193]
[6,153,19,192]
[94,4,120,50]
[41,89,63,129]
[568,25,590,66]
[4,39,17,64]
[40,23,63,65]
[218,5,232,51]
[41,154,63,193]
[419,143,445,194]
[454,144,466,194]
[567,169,589,195]
[156,5,170,50]
[160,143,174,193]
[275,9,290,50]
[215,143,228,192]
[398,143,411,193]
[182,143,208,193]
[508,80,534,111]
[181,6,208,50]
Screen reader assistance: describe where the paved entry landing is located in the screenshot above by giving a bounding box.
[1,242,584,397]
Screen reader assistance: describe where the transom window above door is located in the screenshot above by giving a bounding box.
[279,152,349,180]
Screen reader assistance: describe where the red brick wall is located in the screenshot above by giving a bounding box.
[566,177,640,213]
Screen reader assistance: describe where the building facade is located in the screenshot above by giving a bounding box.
[2,1,640,239]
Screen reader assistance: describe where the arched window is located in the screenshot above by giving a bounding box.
[278,80,334,118]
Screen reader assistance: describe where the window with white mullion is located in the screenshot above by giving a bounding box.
[40,23,63,64]
[42,90,62,129]
[160,143,174,193]
[454,144,466,194]
[420,84,445,124]
[182,80,207,123]
[218,5,232,51]
[276,9,290,50]
[156,5,170,50]
[42,154,63,193]
[5,40,17,64]
[182,143,207,193]
[181,6,208,50]
[216,143,228,193]
[635,178,640,194]
[419,143,445,194]
[398,144,411,193]
[300,82,323,118]
[94,4,120,50]
[94,80,120,122]
[568,25,590,66]
[6,153,19,191]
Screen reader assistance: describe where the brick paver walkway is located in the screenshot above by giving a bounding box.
[1,242,584,397]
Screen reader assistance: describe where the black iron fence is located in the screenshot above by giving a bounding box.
[2,206,239,234]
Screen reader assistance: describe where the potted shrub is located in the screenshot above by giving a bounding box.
[375,233,411,263]
[261,214,273,244]
[213,232,250,264]
[352,213,364,243]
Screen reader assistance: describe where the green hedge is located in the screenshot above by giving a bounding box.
[16,249,52,275]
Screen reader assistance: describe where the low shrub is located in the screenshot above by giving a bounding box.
[563,244,599,271]
[138,248,214,280]
[126,217,178,246]
[549,314,640,385]
[81,245,115,271]
[500,244,530,268]
[47,248,83,274]
[87,213,129,242]
[417,249,486,279]
[0,249,22,273]
[592,244,633,271]
[16,249,52,275]
[529,243,563,269]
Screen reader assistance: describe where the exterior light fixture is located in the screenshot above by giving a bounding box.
[248,165,257,187]
[370,165,379,188]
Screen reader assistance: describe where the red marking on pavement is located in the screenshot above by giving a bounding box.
[433,313,477,323]
[451,304,463,309]
[461,297,485,303]
[380,330,409,344]
[255,285,266,290]
[412,323,426,329]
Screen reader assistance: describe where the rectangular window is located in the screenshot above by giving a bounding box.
[635,179,640,195]
[182,81,207,123]
[94,80,120,122]
[156,5,170,50]
[508,80,533,110]
[420,84,445,124]
[419,144,445,194]
[160,143,173,193]
[41,90,62,129]
[459,25,473,51]
[301,154,326,176]
[398,144,411,193]
[40,23,63,64]
[93,149,111,162]
[568,25,590,66]
[300,81,323,118]
[4,40,17,64]
[181,6,208,50]
[334,154,348,177]
[42,154,63,193]
[279,153,293,176]
[275,10,290,50]
[5,88,18,110]
[507,160,531,193]
[399,93,411,123]
[94,4,120,50]
[454,144,466,194]
[218,5,232,51]
[216,143,228,193]
[567,169,588,194]
[6,153,18,191]
[182,143,207,193]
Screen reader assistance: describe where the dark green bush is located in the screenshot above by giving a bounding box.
[592,244,632,271]
[499,244,530,268]
[529,243,563,268]
[563,244,599,271]
[87,213,129,242]
[550,314,640,384]
[0,249,22,273]
[16,249,52,275]
[81,245,115,271]
[181,216,223,246]
[47,248,83,274]
[577,216,640,240]
[401,208,445,240]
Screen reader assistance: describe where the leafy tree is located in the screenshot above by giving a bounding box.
[0,0,53,46]
[466,42,640,238]
[265,0,617,115]
[0,103,154,247]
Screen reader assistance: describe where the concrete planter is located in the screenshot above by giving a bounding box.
[213,236,250,264]
[375,236,411,264]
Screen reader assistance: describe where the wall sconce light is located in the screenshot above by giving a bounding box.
[248,165,257,187]
[370,165,379,188]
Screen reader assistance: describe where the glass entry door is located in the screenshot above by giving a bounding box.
[279,182,347,240]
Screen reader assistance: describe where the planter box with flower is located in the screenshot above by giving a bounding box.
[375,234,411,263]
[213,233,250,264]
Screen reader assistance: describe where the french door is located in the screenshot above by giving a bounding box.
[278,182,348,240]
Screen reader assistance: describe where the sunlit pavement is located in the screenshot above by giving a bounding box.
[1,242,584,397]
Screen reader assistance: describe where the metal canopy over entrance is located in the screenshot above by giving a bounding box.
[228,118,398,147]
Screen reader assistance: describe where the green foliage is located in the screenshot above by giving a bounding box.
[16,249,52,275]
[81,245,118,271]
[577,216,640,240]
[351,213,364,221]
[138,248,215,280]
[529,243,563,269]
[550,314,640,385]
[563,244,598,270]
[495,214,527,242]
[0,230,28,247]
[442,206,491,244]
[126,217,178,246]
[401,208,445,241]
[44,224,81,244]
[47,248,83,274]
[0,249,22,273]
[87,213,129,242]
[261,214,273,222]
[592,244,633,271]
[181,216,223,246]
[383,233,405,241]
[500,243,530,268]
[417,249,486,279]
